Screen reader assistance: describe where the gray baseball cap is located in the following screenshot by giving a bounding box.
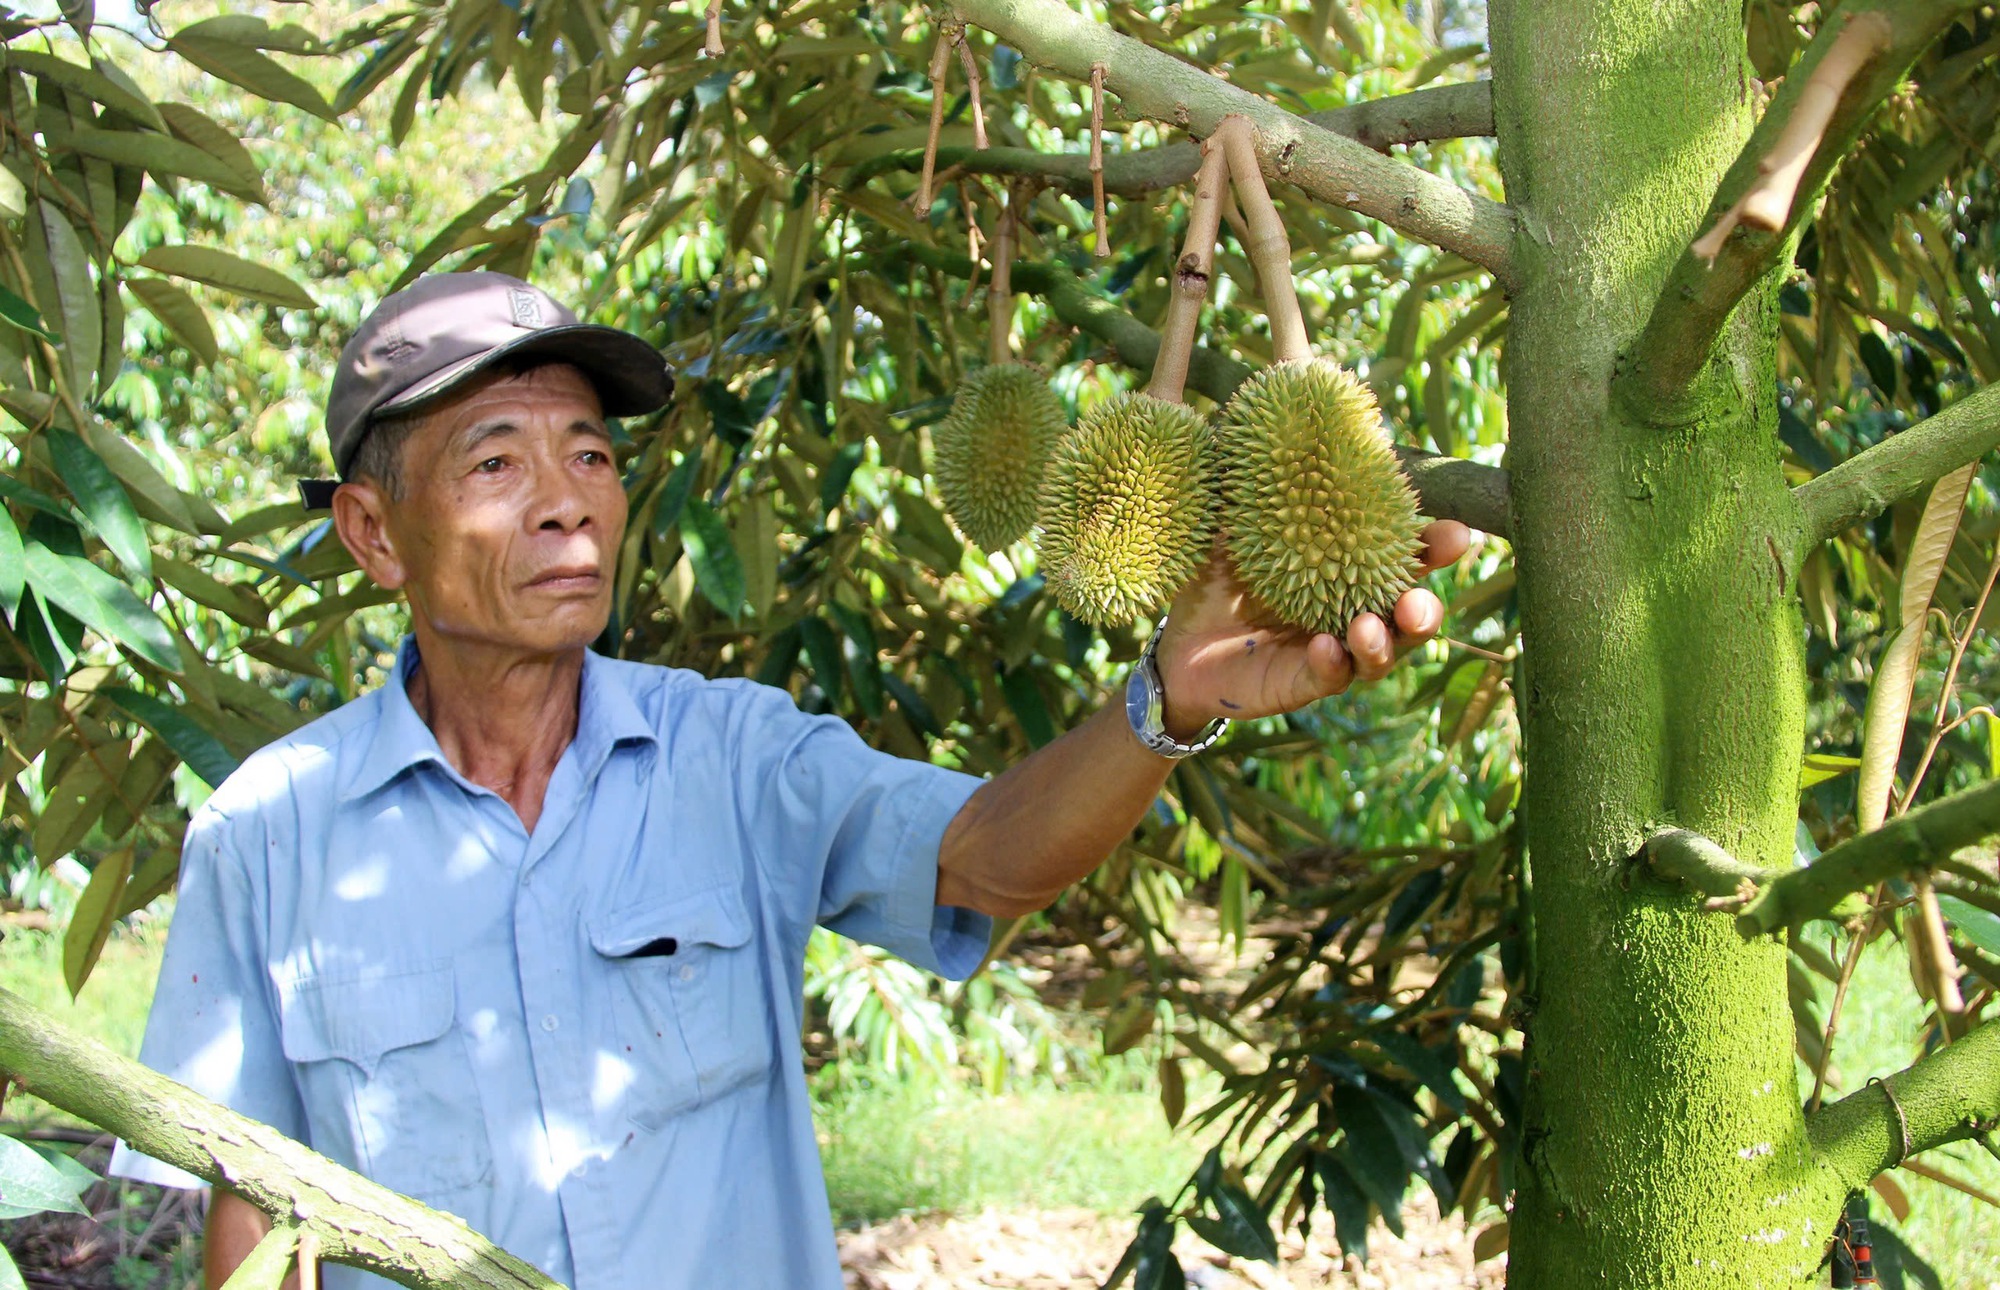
[305,271,673,507]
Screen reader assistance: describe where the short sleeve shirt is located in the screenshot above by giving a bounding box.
[111,641,991,1289]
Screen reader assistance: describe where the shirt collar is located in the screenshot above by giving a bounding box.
[338,637,658,804]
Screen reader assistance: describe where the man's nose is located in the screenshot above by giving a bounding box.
[530,460,593,533]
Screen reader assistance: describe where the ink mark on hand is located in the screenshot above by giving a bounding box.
[1219,699,1242,711]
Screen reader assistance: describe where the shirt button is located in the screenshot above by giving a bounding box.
[677,965,696,982]
[541,1014,560,1032]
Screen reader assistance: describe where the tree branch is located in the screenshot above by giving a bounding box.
[1641,828,1778,899]
[1736,778,2000,935]
[220,1221,301,1290]
[1619,0,1971,416]
[943,0,1517,285]
[1809,1012,2000,1188]
[1796,383,2000,545]
[0,987,562,1290]
[853,80,1495,198]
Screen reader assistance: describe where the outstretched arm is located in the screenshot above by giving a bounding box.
[936,522,1471,916]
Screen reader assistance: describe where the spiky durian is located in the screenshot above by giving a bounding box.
[1216,360,1425,634]
[931,362,1068,550]
[1037,392,1214,626]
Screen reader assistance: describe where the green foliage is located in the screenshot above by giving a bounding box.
[804,927,1091,1090]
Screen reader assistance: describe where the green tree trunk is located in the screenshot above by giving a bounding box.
[1491,0,1844,1282]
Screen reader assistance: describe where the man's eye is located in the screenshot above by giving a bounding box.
[579,450,609,466]
[476,457,506,473]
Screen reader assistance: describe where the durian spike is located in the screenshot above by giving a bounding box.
[914,30,955,213]
[1089,63,1110,258]
[1145,116,1237,404]
[987,182,1019,364]
[956,29,990,150]
[1220,121,1311,364]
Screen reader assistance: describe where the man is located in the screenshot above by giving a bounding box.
[114,272,1468,1288]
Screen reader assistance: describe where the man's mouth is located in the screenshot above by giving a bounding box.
[530,566,603,590]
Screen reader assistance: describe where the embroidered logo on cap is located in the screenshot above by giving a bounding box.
[508,287,544,329]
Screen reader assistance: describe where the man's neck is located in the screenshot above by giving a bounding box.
[404,629,585,832]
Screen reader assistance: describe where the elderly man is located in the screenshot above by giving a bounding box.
[114,272,1467,1288]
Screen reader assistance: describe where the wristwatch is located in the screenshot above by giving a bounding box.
[1125,622,1229,759]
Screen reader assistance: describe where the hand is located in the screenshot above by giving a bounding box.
[1153,520,1473,737]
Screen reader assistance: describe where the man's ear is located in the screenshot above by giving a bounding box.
[332,480,408,590]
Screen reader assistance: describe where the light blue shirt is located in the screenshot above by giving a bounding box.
[112,641,991,1289]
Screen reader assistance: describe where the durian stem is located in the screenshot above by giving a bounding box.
[956,28,990,150]
[1688,12,1892,264]
[1145,121,1233,405]
[703,0,724,57]
[1219,186,1258,299]
[963,182,985,301]
[915,30,955,212]
[1221,119,1311,365]
[988,182,1019,364]
[1089,63,1110,258]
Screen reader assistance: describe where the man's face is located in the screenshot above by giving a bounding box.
[334,363,628,658]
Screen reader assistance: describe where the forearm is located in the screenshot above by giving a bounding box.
[207,1189,297,1290]
[935,702,1181,916]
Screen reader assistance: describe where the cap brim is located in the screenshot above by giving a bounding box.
[374,323,674,426]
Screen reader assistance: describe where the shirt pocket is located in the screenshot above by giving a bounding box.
[278,962,492,1203]
[588,884,776,1131]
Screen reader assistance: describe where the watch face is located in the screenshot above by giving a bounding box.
[1125,662,1154,733]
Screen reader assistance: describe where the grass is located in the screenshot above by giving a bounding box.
[1799,936,2000,1288]
[814,1074,1206,1226]
[0,920,168,1127]
[3,916,1996,1284]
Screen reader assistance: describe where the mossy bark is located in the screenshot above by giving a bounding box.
[0,987,560,1290]
[1489,0,1849,1283]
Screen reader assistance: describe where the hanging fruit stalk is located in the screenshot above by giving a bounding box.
[1213,119,1428,635]
[987,182,1018,363]
[960,180,985,300]
[1143,118,1232,403]
[932,182,1069,552]
[1217,123,1310,365]
[1035,121,1235,625]
[1218,185,1260,300]
[956,29,990,150]
[703,0,724,57]
[915,30,955,212]
[1089,63,1110,257]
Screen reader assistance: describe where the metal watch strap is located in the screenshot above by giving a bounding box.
[1124,622,1228,759]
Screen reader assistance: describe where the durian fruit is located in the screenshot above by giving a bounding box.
[931,362,1068,550]
[1038,393,1214,626]
[1216,360,1425,634]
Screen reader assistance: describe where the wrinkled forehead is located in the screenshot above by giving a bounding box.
[427,361,607,431]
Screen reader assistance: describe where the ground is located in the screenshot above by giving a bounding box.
[838,1197,1501,1290]
[3,910,1994,1286]
[0,1130,1500,1290]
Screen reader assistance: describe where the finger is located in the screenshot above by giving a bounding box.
[1303,632,1353,697]
[1346,612,1393,682]
[1392,588,1444,648]
[1417,519,1472,572]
